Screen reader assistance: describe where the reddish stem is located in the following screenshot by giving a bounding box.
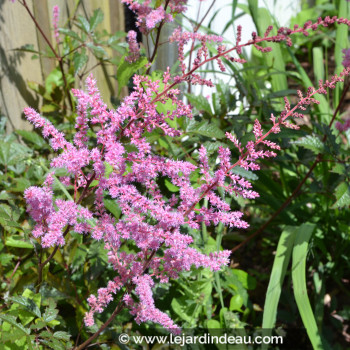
[19,0,74,111]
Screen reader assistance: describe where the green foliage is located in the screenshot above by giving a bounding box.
[0,290,72,349]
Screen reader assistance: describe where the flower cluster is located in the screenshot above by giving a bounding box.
[126,30,140,63]
[24,73,235,332]
[52,5,60,45]
[23,5,350,335]
[122,0,187,34]
[336,118,350,132]
[169,28,225,83]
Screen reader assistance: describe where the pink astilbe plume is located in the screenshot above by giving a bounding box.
[126,30,141,63]
[122,0,184,33]
[23,10,350,335]
[52,5,60,44]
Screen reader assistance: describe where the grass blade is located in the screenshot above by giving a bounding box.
[313,47,325,84]
[261,226,297,349]
[291,223,324,349]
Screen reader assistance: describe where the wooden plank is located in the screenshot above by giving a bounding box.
[33,0,56,79]
[0,0,42,132]
[1,0,126,133]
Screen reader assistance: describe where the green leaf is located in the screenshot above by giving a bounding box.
[164,178,179,192]
[5,235,33,249]
[202,141,228,154]
[107,31,126,45]
[86,43,107,58]
[73,52,88,75]
[53,331,71,341]
[0,314,30,335]
[293,135,325,154]
[332,182,350,209]
[231,166,258,181]
[41,104,57,113]
[58,28,82,42]
[0,142,12,166]
[186,119,225,139]
[77,15,90,33]
[42,305,58,323]
[207,319,221,329]
[331,163,346,175]
[171,298,193,323]
[89,8,104,31]
[117,56,148,94]
[292,223,323,350]
[312,47,324,84]
[232,269,256,290]
[185,94,212,115]
[27,81,46,96]
[15,130,47,149]
[22,289,41,309]
[45,69,63,95]
[261,226,297,349]
[229,294,244,311]
[10,296,41,318]
[103,199,121,219]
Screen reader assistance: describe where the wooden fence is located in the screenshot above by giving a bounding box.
[0,0,125,132]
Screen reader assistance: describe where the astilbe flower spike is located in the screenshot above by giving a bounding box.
[23,9,350,335]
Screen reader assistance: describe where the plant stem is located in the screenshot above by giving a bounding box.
[20,0,74,111]
[231,80,350,254]
[146,0,171,74]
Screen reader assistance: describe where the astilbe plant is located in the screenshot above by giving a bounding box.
[22,0,350,348]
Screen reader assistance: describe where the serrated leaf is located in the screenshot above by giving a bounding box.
[331,163,346,175]
[10,296,41,318]
[86,43,107,58]
[108,31,126,44]
[171,298,194,323]
[77,15,90,33]
[185,94,212,115]
[231,166,258,181]
[58,28,82,42]
[73,52,88,75]
[117,56,148,94]
[293,135,325,154]
[332,182,350,209]
[22,290,41,310]
[42,306,58,323]
[0,253,14,266]
[53,331,71,341]
[5,235,33,249]
[90,8,104,31]
[186,119,225,139]
[202,141,228,154]
[0,314,30,335]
